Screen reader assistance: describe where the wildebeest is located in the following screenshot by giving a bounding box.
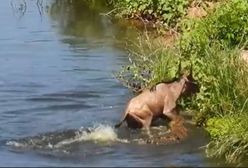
[115,62,199,134]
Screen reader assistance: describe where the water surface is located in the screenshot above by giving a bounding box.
[0,0,225,166]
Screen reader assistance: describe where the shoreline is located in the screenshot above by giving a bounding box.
[110,0,248,166]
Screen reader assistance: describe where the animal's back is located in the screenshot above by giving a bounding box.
[127,89,166,116]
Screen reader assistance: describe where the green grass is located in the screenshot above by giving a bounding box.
[180,0,248,56]
[206,114,248,166]
[109,0,190,28]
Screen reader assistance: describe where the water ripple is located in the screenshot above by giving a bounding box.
[41,90,101,99]
[3,103,93,115]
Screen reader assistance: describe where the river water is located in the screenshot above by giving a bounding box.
[0,0,225,167]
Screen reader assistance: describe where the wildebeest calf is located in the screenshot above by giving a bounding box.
[115,63,199,134]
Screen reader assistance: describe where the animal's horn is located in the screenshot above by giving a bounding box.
[177,60,182,77]
[189,62,193,77]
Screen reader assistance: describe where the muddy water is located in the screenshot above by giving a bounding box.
[0,0,225,166]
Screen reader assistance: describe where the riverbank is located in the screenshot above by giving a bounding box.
[110,0,248,166]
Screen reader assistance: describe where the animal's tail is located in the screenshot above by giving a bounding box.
[114,112,128,128]
[114,121,123,128]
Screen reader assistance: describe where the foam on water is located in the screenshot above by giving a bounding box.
[6,124,129,150]
[6,141,27,148]
[54,124,128,148]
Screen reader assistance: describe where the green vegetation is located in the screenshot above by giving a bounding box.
[114,0,248,166]
[110,0,190,28]
[108,0,226,31]
[206,114,248,165]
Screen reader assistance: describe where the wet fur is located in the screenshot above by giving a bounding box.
[115,73,199,130]
[115,76,199,128]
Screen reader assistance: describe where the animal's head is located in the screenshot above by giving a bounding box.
[177,61,200,96]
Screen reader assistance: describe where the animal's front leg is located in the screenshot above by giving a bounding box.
[162,95,184,136]
[162,95,177,121]
[169,115,188,140]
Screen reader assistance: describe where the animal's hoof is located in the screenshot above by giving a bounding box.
[86,129,91,133]
[146,139,152,144]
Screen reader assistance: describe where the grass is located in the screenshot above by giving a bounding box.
[109,0,190,28]
[206,114,248,166]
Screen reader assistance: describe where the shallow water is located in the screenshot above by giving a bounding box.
[0,0,225,166]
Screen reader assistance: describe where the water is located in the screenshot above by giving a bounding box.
[0,0,225,166]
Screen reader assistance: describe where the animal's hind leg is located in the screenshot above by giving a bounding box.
[142,120,152,138]
[126,109,154,138]
[126,113,143,129]
[145,125,152,138]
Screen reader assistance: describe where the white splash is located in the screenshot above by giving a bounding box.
[6,124,129,149]
[54,124,128,148]
[82,124,118,142]
[6,141,26,148]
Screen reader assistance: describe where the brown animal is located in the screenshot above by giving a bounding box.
[115,62,199,133]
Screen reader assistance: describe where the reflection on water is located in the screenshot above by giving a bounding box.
[49,0,140,48]
[50,0,111,38]
[0,0,226,167]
